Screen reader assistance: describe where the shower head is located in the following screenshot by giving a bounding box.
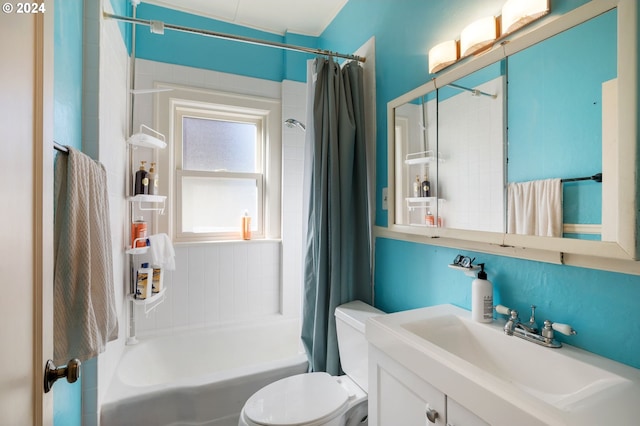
[284,118,306,131]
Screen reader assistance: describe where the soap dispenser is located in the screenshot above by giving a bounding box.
[471,263,493,323]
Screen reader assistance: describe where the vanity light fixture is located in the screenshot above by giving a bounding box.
[428,40,459,74]
[501,0,550,36]
[460,16,498,57]
[427,0,550,74]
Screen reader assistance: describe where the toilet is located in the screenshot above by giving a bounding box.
[238,300,384,426]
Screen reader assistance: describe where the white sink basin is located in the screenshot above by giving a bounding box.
[402,313,626,408]
[366,304,640,425]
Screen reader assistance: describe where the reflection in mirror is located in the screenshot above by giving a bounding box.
[506,9,617,241]
[394,92,438,227]
[437,61,506,233]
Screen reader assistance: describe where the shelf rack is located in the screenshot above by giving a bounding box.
[128,288,167,315]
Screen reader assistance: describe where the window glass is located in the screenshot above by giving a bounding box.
[180,175,259,233]
[182,117,257,173]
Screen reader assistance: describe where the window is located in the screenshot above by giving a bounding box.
[176,110,264,240]
[155,86,281,242]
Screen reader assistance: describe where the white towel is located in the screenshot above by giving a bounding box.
[507,178,563,237]
[148,233,175,271]
[53,147,118,365]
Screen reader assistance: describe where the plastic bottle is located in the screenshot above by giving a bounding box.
[130,217,147,248]
[241,210,251,240]
[471,263,493,323]
[152,266,163,293]
[148,162,157,195]
[413,175,420,197]
[422,175,431,198]
[136,263,153,300]
[425,209,435,226]
[134,161,149,195]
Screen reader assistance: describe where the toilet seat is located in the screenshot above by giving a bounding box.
[243,372,350,426]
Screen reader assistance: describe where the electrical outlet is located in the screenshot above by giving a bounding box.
[382,187,388,210]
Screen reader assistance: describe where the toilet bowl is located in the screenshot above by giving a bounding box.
[238,301,384,426]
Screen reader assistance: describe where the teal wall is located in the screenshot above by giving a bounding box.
[508,10,616,228]
[134,3,314,82]
[318,0,640,370]
[54,0,83,151]
[107,0,640,372]
[53,0,83,425]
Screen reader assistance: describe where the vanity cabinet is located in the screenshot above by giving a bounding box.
[369,346,488,426]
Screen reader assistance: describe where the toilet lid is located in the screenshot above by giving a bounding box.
[244,372,349,426]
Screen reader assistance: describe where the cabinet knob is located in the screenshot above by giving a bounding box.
[426,407,439,423]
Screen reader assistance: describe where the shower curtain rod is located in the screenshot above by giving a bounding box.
[447,83,497,99]
[103,12,366,63]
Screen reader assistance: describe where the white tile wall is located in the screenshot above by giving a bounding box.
[80,0,130,424]
[438,77,505,232]
[281,80,307,318]
[134,241,283,335]
[130,61,307,336]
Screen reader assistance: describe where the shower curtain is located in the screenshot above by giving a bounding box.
[301,58,372,375]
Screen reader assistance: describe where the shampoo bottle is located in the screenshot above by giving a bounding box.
[421,175,431,198]
[413,175,420,197]
[148,162,157,195]
[136,263,153,300]
[471,263,493,323]
[134,161,149,195]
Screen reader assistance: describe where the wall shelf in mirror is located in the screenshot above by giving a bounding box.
[404,150,443,165]
[386,0,638,265]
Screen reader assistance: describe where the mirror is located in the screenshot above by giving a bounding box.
[388,0,637,260]
[506,9,616,241]
[393,91,438,227]
[437,61,506,234]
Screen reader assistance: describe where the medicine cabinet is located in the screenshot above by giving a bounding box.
[386,0,638,263]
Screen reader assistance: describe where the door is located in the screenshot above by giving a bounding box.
[0,7,54,426]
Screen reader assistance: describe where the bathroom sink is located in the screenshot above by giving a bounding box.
[366,304,640,425]
[402,313,626,408]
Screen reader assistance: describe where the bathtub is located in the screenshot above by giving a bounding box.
[101,317,308,426]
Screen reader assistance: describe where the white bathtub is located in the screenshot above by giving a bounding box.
[101,318,308,426]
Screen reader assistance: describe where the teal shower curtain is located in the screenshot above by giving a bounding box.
[301,58,372,375]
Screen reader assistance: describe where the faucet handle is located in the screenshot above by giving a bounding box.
[552,322,577,336]
[495,304,511,316]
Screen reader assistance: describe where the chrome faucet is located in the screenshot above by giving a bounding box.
[496,304,577,348]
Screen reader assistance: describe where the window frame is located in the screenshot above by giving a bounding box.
[154,84,282,243]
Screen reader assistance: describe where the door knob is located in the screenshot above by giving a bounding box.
[44,358,81,393]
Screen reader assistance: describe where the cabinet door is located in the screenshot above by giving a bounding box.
[373,353,446,426]
[446,397,489,426]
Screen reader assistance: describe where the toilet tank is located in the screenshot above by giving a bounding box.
[335,300,384,392]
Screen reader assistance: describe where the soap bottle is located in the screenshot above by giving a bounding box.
[413,175,420,197]
[422,175,431,198]
[134,161,149,195]
[241,210,251,240]
[471,263,493,323]
[148,162,157,195]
